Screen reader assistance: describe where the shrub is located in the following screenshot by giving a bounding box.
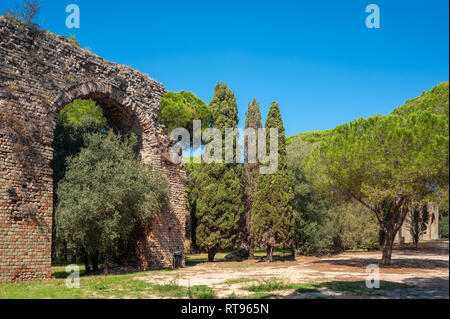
[3,0,41,27]
[440,215,449,239]
[56,131,169,265]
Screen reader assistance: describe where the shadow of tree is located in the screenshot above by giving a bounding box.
[254,254,297,263]
[312,258,448,269]
[282,277,449,299]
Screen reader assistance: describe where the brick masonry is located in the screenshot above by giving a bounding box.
[0,16,186,281]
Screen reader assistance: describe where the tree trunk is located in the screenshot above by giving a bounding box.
[92,253,99,272]
[291,243,296,259]
[248,241,254,260]
[381,230,395,266]
[266,245,274,262]
[51,228,56,264]
[61,240,68,263]
[84,251,91,274]
[207,249,216,262]
[71,248,77,264]
[188,198,198,254]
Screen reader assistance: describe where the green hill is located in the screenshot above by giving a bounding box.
[392,82,449,118]
[286,129,332,145]
[287,82,449,145]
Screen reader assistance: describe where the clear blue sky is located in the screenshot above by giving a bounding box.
[1,0,448,137]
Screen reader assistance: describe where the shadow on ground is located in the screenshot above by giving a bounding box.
[282,277,449,299]
[312,258,449,270]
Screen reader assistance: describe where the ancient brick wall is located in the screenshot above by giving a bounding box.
[0,16,186,281]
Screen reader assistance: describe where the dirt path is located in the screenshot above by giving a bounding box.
[136,242,449,299]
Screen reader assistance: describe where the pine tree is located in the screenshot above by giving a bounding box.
[193,82,245,262]
[242,98,262,258]
[209,82,239,135]
[251,102,295,261]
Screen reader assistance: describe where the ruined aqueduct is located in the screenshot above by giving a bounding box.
[0,16,187,281]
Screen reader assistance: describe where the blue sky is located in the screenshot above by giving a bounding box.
[1,0,448,137]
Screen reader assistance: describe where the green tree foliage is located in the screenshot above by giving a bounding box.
[251,102,295,261]
[52,99,106,186]
[184,160,201,253]
[287,129,332,146]
[51,99,106,263]
[324,202,379,251]
[392,82,449,119]
[394,82,449,215]
[158,91,211,139]
[59,99,106,131]
[265,102,287,167]
[191,164,243,261]
[438,190,449,239]
[192,82,244,262]
[56,132,169,269]
[209,83,239,136]
[310,110,448,265]
[245,98,263,134]
[287,138,328,254]
[288,137,379,254]
[439,215,449,239]
[242,98,263,258]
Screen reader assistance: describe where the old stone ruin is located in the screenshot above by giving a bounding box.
[0,16,187,281]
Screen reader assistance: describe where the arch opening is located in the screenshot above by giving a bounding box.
[50,89,147,267]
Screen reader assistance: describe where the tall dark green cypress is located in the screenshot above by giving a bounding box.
[251,102,295,261]
[242,98,262,258]
[193,82,244,262]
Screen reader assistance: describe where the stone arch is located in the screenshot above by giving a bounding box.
[53,82,143,131]
[51,81,150,155]
[0,16,187,281]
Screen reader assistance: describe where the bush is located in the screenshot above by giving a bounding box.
[3,0,40,27]
[288,137,380,254]
[440,215,449,239]
[324,202,380,251]
[56,131,169,265]
[159,91,211,138]
[188,285,216,299]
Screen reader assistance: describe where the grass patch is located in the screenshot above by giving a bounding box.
[188,285,216,299]
[223,278,257,285]
[151,283,187,298]
[244,278,319,293]
[52,269,86,279]
[150,283,215,299]
[0,267,216,299]
[241,279,408,298]
[320,281,408,294]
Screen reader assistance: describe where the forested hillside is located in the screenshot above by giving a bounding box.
[288,82,449,146]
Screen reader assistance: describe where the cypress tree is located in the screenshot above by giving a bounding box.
[242,98,262,258]
[193,82,245,262]
[251,102,295,261]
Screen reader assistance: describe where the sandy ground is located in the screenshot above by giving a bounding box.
[136,241,449,299]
